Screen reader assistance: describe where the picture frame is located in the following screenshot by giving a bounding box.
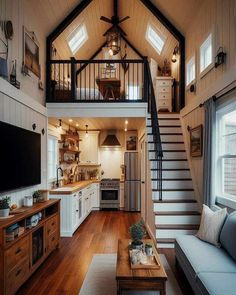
[23,27,40,78]
[190,125,203,157]
[126,131,137,151]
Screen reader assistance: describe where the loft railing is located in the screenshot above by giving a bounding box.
[146,60,163,201]
[47,58,147,102]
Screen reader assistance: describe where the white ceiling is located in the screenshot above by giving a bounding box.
[49,117,145,131]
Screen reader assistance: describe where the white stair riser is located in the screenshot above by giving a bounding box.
[149,151,186,160]
[148,134,183,142]
[158,114,180,119]
[152,190,195,200]
[158,120,181,126]
[159,127,182,134]
[156,229,198,239]
[154,202,199,212]
[151,161,189,170]
[152,170,191,179]
[155,215,201,225]
[161,143,185,150]
[157,243,175,249]
[152,180,193,190]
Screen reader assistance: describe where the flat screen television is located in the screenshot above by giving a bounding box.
[0,121,41,192]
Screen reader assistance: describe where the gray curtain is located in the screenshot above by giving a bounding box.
[203,97,216,206]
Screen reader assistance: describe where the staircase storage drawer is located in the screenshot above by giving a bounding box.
[157,93,171,100]
[5,257,29,295]
[158,86,171,93]
[46,231,58,253]
[5,236,29,273]
[46,215,58,236]
[158,99,169,107]
[156,80,172,87]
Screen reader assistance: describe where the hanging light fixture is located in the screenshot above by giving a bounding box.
[85,124,89,138]
[171,45,179,63]
[106,27,121,56]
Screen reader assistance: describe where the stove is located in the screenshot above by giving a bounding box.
[100,178,120,209]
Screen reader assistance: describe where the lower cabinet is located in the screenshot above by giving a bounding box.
[50,183,100,237]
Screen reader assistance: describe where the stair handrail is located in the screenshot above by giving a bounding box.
[145,59,163,201]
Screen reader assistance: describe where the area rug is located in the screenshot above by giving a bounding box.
[79,254,182,295]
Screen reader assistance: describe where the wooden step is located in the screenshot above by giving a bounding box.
[155,211,200,216]
[150,159,188,162]
[153,199,197,203]
[152,189,194,192]
[156,225,200,231]
[151,168,190,171]
[152,178,192,181]
[157,238,175,244]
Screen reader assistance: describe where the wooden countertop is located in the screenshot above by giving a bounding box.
[49,180,100,195]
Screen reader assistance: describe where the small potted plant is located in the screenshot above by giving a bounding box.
[145,243,153,256]
[129,220,146,249]
[0,196,11,217]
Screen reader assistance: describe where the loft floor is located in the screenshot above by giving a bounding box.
[17,211,193,295]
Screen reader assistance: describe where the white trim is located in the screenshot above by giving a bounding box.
[186,55,196,88]
[0,77,47,116]
[216,196,236,210]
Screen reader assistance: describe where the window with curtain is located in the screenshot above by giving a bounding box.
[216,106,236,200]
[48,136,58,181]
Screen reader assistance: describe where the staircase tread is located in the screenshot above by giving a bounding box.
[156,238,175,243]
[156,224,199,230]
[148,133,182,135]
[148,141,184,144]
[150,159,188,161]
[158,118,180,120]
[152,168,190,171]
[154,211,201,216]
[152,178,192,181]
[152,188,194,192]
[149,150,186,152]
[153,199,197,203]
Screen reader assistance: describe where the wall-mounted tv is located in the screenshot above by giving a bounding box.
[0,121,41,193]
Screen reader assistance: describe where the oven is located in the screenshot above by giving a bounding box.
[100,179,120,209]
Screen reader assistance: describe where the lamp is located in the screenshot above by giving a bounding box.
[172,45,179,63]
[215,47,226,68]
[106,27,121,56]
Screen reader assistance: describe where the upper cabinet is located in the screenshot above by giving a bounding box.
[79,131,100,165]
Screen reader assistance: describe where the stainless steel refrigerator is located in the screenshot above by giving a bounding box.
[124,152,141,211]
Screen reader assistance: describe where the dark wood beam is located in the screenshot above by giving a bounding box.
[47,0,93,43]
[76,42,107,77]
[139,0,185,109]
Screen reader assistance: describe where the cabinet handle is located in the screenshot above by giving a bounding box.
[16,268,22,277]
[15,248,22,255]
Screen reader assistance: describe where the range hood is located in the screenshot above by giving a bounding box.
[101,133,121,147]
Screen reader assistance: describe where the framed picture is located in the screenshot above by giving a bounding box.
[126,131,137,151]
[23,27,40,77]
[190,125,203,157]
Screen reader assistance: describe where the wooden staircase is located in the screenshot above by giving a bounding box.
[147,113,200,248]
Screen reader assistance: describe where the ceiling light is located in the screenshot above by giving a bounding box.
[125,120,128,125]
[69,119,73,122]
[172,45,179,63]
[124,128,127,132]
[76,123,79,127]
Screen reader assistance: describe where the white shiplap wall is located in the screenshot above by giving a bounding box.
[0,80,48,207]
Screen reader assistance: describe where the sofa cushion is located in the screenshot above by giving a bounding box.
[196,205,227,246]
[220,211,236,261]
[196,272,236,295]
[175,235,236,275]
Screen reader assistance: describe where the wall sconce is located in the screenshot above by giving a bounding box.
[171,45,179,63]
[215,47,226,68]
[85,124,89,138]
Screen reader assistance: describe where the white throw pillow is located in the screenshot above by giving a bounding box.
[196,204,227,246]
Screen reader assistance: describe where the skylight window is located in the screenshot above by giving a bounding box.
[67,24,88,54]
[200,33,213,73]
[146,24,166,54]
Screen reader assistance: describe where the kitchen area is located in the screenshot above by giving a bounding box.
[48,117,146,237]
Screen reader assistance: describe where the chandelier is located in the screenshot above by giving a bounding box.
[106,27,121,56]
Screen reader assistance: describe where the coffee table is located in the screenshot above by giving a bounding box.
[116,239,167,295]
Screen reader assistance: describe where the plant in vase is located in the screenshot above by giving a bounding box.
[129,220,146,249]
[0,196,11,217]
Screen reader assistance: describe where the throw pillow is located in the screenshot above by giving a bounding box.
[196,204,227,246]
[220,212,236,261]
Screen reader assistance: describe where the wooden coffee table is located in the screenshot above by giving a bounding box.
[116,239,167,295]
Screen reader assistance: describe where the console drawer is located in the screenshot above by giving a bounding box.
[46,215,58,236]
[46,231,58,253]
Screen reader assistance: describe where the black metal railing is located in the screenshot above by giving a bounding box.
[47,58,146,102]
[146,60,163,201]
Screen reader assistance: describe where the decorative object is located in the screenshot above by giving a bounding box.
[121,43,129,73]
[0,196,11,217]
[215,47,226,68]
[23,196,33,207]
[190,84,195,93]
[129,220,146,249]
[162,59,171,76]
[171,45,179,63]
[10,60,20,89]
[190,124,203,157]
[32,123,36,130]
[145,243,153,256]
[197,204,227,246]
[126,131,137,151]
[23,27,40,77]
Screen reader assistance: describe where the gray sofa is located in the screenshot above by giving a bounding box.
[175,212,236,295]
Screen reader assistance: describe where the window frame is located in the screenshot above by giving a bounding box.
[127,84,141,100]
[186,55,196,89]
[145,24,166,55]
[215,100,236,208]
[48,135,59,182]
[199,32,215,78]
[67,24,88,54]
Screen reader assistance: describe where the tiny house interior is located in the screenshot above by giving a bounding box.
[0,0,236,295]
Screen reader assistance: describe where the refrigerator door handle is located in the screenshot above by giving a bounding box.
[124,165,127,181]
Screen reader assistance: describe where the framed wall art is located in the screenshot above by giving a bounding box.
[190,124,203,157]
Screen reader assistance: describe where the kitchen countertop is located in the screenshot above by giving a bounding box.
[49,180,100,195]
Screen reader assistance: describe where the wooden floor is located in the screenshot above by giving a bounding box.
[17,211,193,295]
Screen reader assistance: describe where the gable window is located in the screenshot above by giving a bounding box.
[215,101,236,206]
[186,56,195,86]
[48,135,58,181]
[200,33,213,75]
[67,24,88,54]
[146,24,166,55]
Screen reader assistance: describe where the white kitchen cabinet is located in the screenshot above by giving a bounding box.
[91,183,100,209]
[155,77,173,112]
[79,131,100,164]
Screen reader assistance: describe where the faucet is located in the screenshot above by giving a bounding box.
[56,167,63,187]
